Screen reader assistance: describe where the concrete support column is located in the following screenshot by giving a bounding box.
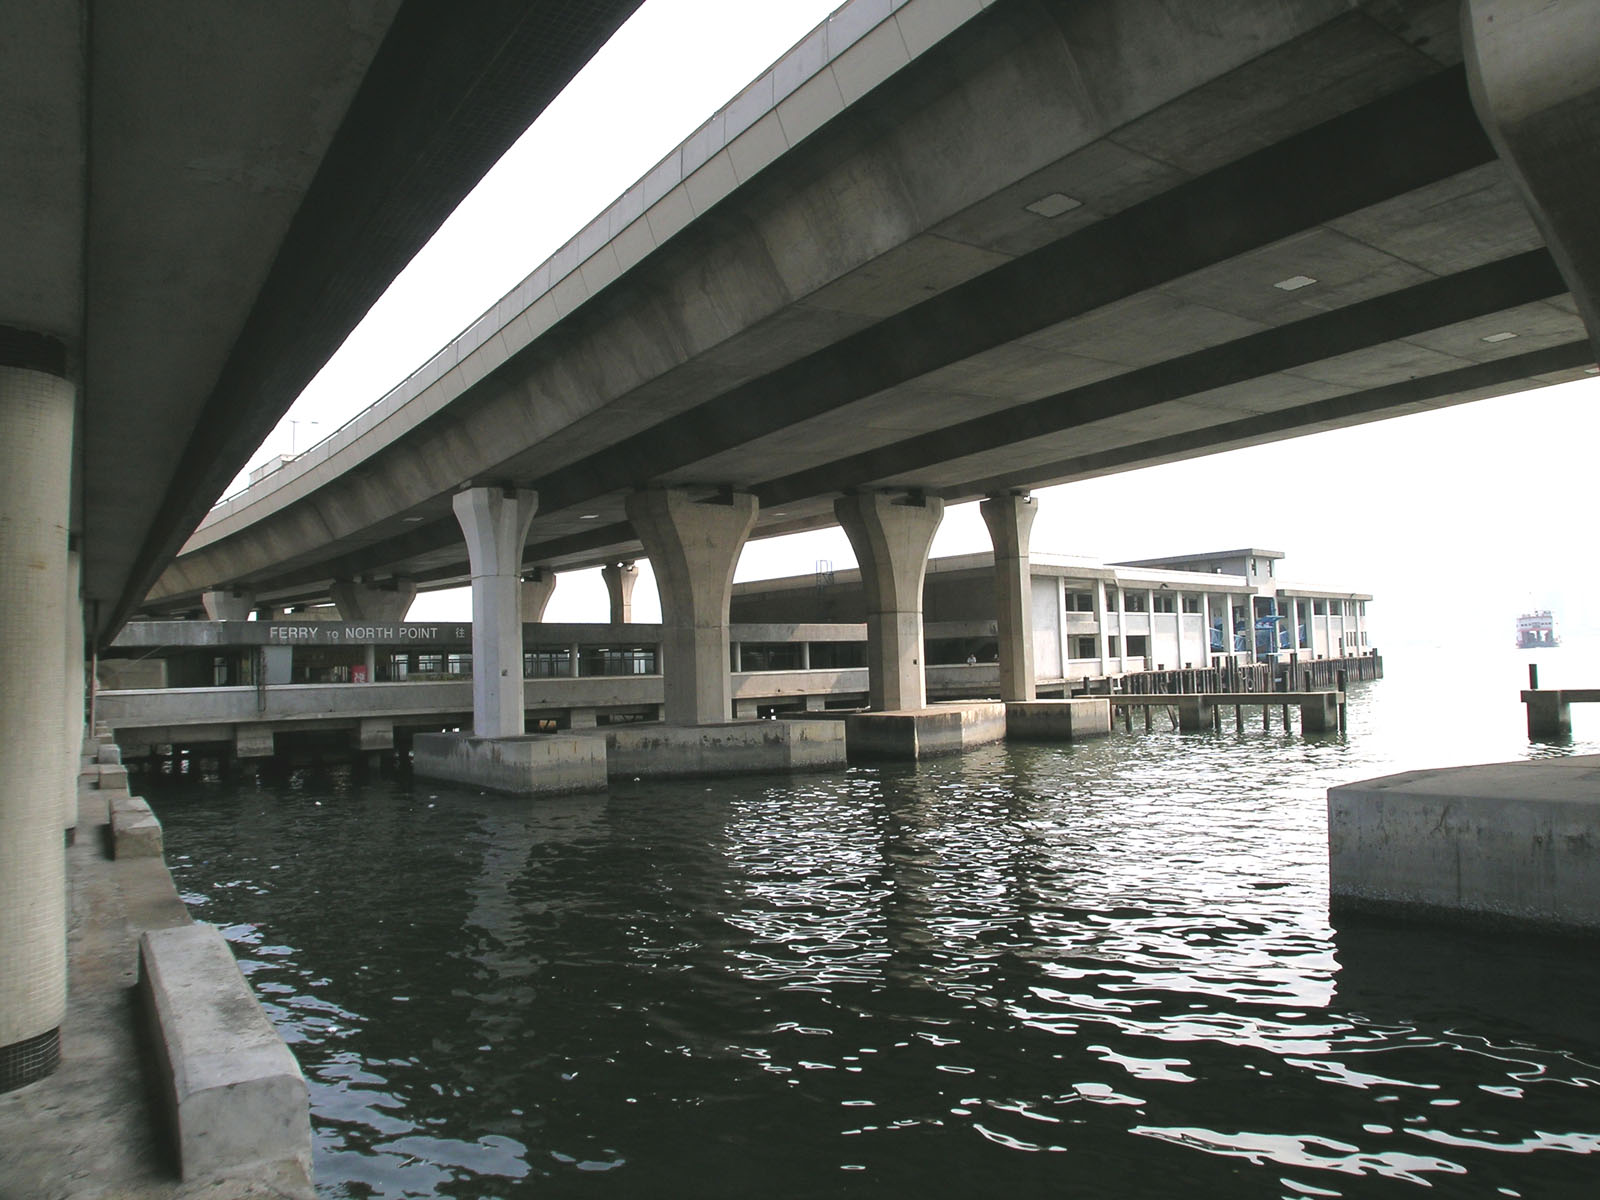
[602,561,638,624]
[520,568,557,623]
[202,588,254,622]
[330,577,416,623]
[625,489,758,725]
[1094,579,1111,674]
[1466,0,1600,351]
[1,360,73,1091]
[63,551,84,835]
[452,487,538,738]
[979,491,1038,702]
[834,491,944,712]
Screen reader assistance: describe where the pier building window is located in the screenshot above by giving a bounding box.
[1313,599,1328,615]
[416,653,444,674]
[447,653,472,676]
[1126,635,1149,658]
[524,646,573,678]
[1107,636,1122,657]
[1067,591,1095,612]
[1152,593,1175,613]
[809,641,866,670]
[581,646,658,676]
[1124,591,1148,612]
[1070,635,1097,660]
[736,643,804,672]
[1182,595,1201,613]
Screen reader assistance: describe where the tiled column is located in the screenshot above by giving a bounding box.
[602,561,637,624]
[980,492,1037,702]
[1,355,74,1091]
[62,550,83,836]
[626,489,758,725]
[834,491,944,712]
[452,487,538,737]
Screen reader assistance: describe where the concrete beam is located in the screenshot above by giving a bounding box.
[452,487,538,738]
[1466,0,1600,351]
[980,492,1037,703]
[625,489,757,725]
[834,492,943,711]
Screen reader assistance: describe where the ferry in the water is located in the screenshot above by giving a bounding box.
[1515,609,1560,649]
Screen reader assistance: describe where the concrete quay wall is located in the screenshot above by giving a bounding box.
[1329,756,1600,934]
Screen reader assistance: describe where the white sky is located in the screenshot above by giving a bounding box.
[236,0,1600,650]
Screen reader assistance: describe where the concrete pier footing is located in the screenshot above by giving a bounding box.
[1328,756,1600,934]
[846,702,1007,761]
[412,732,607,795]
[607,719,846,779]
[1005,698,1111,740]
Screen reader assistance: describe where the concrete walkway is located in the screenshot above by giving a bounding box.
[0,782,313,1200]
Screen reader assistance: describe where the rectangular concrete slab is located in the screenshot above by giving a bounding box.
[138,923,312,1181]
[1006,698,1111,740]
[606,719,847,779]
[847,702,1007,760]
[109,792,163,859]
[412,731,608,795]
[1328,755,1600,933]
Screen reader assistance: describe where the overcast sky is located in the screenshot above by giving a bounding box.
[234,0,1600,651]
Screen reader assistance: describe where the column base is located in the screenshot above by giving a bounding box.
[0,1027,60,1093]
[412,732,606,796]
[606,720,846,780]
[1005,698,1112,740]
[846,702,1007,761]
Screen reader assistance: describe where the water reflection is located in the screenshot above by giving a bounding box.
[148,670,1600,1198]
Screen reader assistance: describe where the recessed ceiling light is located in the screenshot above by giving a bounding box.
[1024,192,1082,218]
[1273,275,1317,291]
[402,516,424,523]
[578,513,599,520]
[1481,331,1518,343]
[1586,366,1599,375]
[771,511,788,517]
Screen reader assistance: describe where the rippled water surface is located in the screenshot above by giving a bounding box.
[145,645,1600,1198]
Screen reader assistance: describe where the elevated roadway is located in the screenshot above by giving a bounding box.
[147,0,1600,615]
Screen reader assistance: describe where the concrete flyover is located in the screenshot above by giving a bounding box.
[149,0,1600,622]
[2,0,644,1094]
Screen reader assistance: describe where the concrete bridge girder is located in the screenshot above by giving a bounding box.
[141,0,1600,615]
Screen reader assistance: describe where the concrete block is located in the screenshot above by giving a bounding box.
[138,923,311,1181]
[96,743,122,765]
[606,719,847,779]
[1328,756,1600,933]
[846,702,1006,760]
[412,732,607,796]
[1006,698,1111,740]
[96,763,129,791]
[110,793,163,859]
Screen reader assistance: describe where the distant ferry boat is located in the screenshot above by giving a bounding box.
[1515,610,1560,649]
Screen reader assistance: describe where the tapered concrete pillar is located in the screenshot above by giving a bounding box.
[520,568,556,623]
[834,492,944,711]
[602,561,638,624]
[980,492,1038,702]
[452,487,538,737]
[1,358,73,1091]
[1465,0,1600,350]
[331,576,416,623]
[625,489,757,725]
[202,587,254,621]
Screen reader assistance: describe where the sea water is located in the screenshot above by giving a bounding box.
[142,642,1600,1198]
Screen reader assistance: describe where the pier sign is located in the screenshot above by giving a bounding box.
[260,623,469,645]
